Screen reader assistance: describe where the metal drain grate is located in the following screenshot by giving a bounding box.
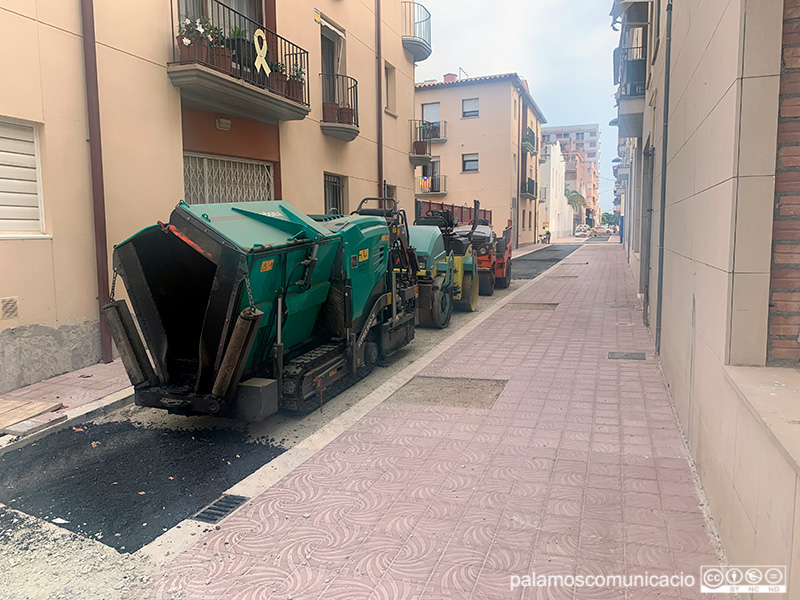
[562,262,589,265]
[192,494,249,524]
[507,303,559,311]
[608,352,646,360]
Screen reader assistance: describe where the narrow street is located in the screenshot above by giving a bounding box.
[0,239,723,599]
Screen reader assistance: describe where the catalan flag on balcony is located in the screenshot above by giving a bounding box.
[420,176,431,193]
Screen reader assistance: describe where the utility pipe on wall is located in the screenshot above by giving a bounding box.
[375,0,384,196]
[80,0,113,363]
[654,0,673,355]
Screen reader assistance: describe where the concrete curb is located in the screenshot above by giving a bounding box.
[0,387,134,457]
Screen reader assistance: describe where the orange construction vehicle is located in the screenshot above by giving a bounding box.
[454,219,513,295]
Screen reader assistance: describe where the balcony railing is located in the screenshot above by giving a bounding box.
[319,73,359,141]
[416,199,490,224]
[171,0,309,107]
[416,175,447,195]
[401,2,432,61]
[615,45,646,98]
[409,120,432,166]
[521,127,538,155]
[521,178,538,199]
[424,120,447,142]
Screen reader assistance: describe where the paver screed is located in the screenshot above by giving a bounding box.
[138,242,723,600]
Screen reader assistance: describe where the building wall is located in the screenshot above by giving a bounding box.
[769,1,800,365]
[277,0,417,216]
[539,143,571,239]
[616,0,790,576]
[0,0,183,393]
[414,81,516,232]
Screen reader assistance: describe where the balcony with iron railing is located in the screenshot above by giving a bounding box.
[425,120,447,143]
[168,0,310,123]
[416,175,447,196]
[409,120,432,166]
[521,127,538,155]
[320,74,359,141]
[401,2,432,62]
[521,178,538,199]
[615,45,646,98]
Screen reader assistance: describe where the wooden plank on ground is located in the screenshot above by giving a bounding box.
[0,400,63,432]
[0,398,30,417]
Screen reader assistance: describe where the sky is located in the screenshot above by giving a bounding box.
[413,0,621,212]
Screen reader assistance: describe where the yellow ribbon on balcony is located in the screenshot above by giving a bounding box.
[254,29,270,75]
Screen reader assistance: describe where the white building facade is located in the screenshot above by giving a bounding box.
[538,142,572,239]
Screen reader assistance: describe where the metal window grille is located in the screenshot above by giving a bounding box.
[183,153,273,204]
[324,173,344,214]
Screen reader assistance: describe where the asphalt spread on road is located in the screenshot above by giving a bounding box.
[0,421,283,553]
[512,244,582,279]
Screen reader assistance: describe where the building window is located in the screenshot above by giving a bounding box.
[385,184,396,199]
[528,211,532,229]
[513,98,517,117]
[541,186,547,200]
[588,152,596,159]
[183,153,273,204]
[324,173,346,213]
[422,102,440,125]
[576,132,584,140]
[462,98,479,118]
[513,153,516,175]
[590,130,597,137]
[590,141,596,148]
[543,134,550,142]
[522,209,526,229]
[384,63,396,112]
[462,153,479,172]
[0,119,43,235]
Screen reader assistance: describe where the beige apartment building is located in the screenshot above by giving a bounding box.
[612,0,800,586]
[0,0,432,392]
[413,73,547,246]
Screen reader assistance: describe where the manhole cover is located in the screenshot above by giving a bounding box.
[192,494,249,524]
[387,376,507,409]
[608,352,646,360]
[507,303,559,311]
[617,322,631,326]
[549,275,579,279]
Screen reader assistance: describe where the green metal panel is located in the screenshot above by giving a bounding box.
[408,225,446,271]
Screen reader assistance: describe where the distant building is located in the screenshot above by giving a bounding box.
[541,124,601,165]
[538,142,572,239]
[414,72,547,247]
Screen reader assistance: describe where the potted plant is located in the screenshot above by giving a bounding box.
[208,25,232,73]
[267,60,286,94]
[225,27,254,75]
[286,64,305,103]
[177,17,213,64]
[338,102,355,125]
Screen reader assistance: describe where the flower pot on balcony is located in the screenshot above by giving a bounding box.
[413,140,428,156]
[286,79,305,103]
[322,102,339,123]
[176,36,209,64]
[209,46,233,74]
[268,72,287,95]
[338,106,355,125]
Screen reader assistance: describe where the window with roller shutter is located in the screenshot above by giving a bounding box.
[0,120,43,235]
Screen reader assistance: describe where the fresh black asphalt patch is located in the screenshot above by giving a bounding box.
[512,244,582,279]
[0,422,284,553]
